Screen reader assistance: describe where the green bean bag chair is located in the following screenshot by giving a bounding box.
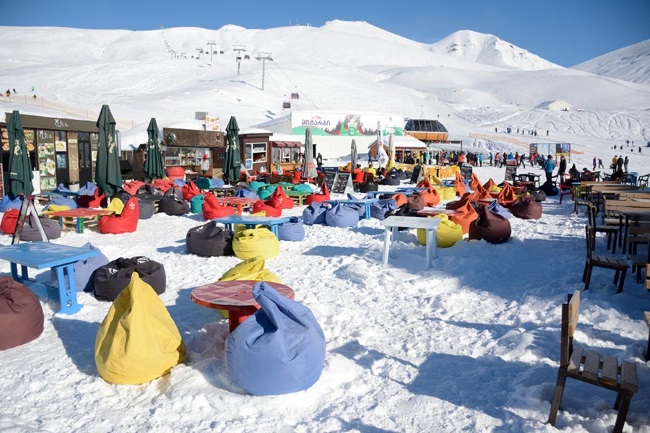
[292,184,313,194]
[249,181,267,193]
[232,228,280,260]
[218,256,282,283]
[95,272,186,384]
[190,194,205,214]
[417,214,463,248]
[258,189,273,200]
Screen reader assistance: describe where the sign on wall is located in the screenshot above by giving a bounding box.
[290,111,404,137]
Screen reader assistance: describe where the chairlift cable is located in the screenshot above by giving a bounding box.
[268,59,321,110]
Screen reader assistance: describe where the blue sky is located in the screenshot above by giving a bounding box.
[2,0,648,67]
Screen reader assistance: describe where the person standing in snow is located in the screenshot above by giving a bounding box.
[543,155,556,183]
[592,157,597,171]
[623,156,629,173]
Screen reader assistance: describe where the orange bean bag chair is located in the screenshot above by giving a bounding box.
[469,173,482,192]
[455,172,466,196]
[391,193,408,208]
[496,183,517,206]
[203,193,236,220]
[445,193,478,234]
[267,185,294,210]
[483,178,497,193]
[98,197,139,234]
[305,182,330,206]
[420,187,441,207]
[252,200,282,217]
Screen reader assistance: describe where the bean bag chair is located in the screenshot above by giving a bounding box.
[0,195,24,212]
[496,183,518,205]
[122,181,146,196]
[77,182,98,196]
[252,200,282,217]
[218,256,281,283]
[232,228,280,260]
[292,183,313,194]
[508,195,543,220]
[106,196,125,215]
[325,202,359,228]
[159,196,190,216]
[380,176,400,186]
[258,189,272,200]
[468,204,512,244]
[235,189,259,199]
[137,198,155,220]
[95,272,186,384]
[0,277,44,350]
[488,199,513,220]
[267,186,294,210]
[186,221,234,257]
[417,214,462,248]
[190,194,205,214]
[249,181,267,193]
[20,215,61,241]
[1,209,20,234]
[193,178,212,190]
[305,182,330,206]
[437,186,457,201]
[173,179,185,188]
[370,199,398,220]
[94,256,166,302]
[225,282,325,395]
[165,166,185,181]
[445,193,478,234]
[455,172,467,196]
[302,203,329,225]
[530,189,547,202]
[210,178,225,188]
[540,180,558,197]
[483,178,497,192]
[406,194,425,211]
[359,181,378,193]
[48,194,78,210]
[203,194,236,220]
[44,203,71,213]
[163,186,183,200]
[99,197,139,234]
[388,193,406,208]
[78,189,106,208]
[49,242,109,293]
[152,179,178,193]
[182,181,201,201]
[278,217,305,241]
[420,187,441,207]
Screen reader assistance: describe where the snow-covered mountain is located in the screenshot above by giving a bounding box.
[428,30,561,71]
[573,39,650,85]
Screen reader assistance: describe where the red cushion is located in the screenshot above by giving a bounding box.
[98,198,139,234]
[182,181,201,201]
[203,194,236,220]
[267,186,294,210]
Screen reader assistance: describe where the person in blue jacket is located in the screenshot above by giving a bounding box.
[543,155,556,183]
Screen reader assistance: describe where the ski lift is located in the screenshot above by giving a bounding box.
[282,101,291,109]
[291,92,299,100]
[236,56,242,62]
[244,54,250,60]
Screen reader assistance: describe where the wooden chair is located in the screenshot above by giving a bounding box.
[582,225,629,293]
[587,203,617,253]
[548,291,638,433]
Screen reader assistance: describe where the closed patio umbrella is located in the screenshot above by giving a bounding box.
[386,133,395,171]
[6,110,34,197]
[351,139,358,169]
[95,105,121,197]
[301,128,318,180]
[143,118,164,181]
[224,116,241,184]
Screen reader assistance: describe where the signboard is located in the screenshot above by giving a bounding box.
[505,166,517,182]
[460,165,473,179]
[290,111,404,137]
[556,142,571,155]
[332,172,350,194]
[205,115,220,131]
[323,168,337,189]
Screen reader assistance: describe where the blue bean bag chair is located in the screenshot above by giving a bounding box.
[235,189,259,199]
[49,242,109,292]
[210,178,225,188]
[193,178,212,190]
[173,179,185,188]
[370,199,398,220]
[0,195,23,212]
[190,194,205,214]
[77,182,97,196]
[45,194,78,210]
[302,203,329,225]
[325,202,359,228]
[277,217,305,241]
[225,282,326,395]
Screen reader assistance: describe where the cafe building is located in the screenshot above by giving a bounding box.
[0,112,98,196]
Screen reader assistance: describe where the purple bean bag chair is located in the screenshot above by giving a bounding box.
[225,282,325,395]
[0,276,44,350]
[277,217,305,241]
[325,202,359,228]
[302,203,329,225]
[370,199,398,220]
[49,242,109,292]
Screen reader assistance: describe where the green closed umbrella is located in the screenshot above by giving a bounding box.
[7,110,34,197]
[95,105,121,197]
[143,118,164,181]
[224,116,241,184]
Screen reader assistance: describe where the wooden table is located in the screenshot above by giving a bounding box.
[42,208,114,233]
[215,197,259,214]
[0,243,99,314]
[286,191,309,206]
[191,280,295,332]
[381,216,442,268]
[213,215,292,237]
[324,198,379,219]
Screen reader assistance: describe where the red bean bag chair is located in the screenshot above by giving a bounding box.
[151,179,177,193]
[0,277,44,350]
[182,181,201,201]
[99,197,139,234]
[293,170,302,184]
[267,186,294,210]
[420,187,441,207]
[305,182,330,206]
[455,172,466,197]
[122,181,146,196]
[166,166,185,181]
[77,189,106,208]
[1,209,19,235]
[417,177,431,188]
[446,193,478,234]
[203,193,236,220]
[252,200,282,217]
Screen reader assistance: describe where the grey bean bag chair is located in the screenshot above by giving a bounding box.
[137,197,155,220]
[94,257,166,302]
[186,221,234,257]
[20,215,62,241]
[0,276,44,350]
[159,196,190,216]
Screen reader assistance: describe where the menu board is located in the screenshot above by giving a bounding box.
[505,166,517,182]
[37,129,57,190]
[1,127,35,152]
[332,172,350,194]
[460,165,473,179]
[323,169,337,189]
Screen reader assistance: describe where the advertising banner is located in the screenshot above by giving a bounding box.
[290,111,403,137]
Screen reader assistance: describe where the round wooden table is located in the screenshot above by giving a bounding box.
[191,280,295,332]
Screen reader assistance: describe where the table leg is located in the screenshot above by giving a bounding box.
[227,311,249,333]
[54,264,82,315]
[271,225,279,237]
[77,217,83,234]
[425,229,432,268]
[57,217,64,229]
[236,204,242,215]
[364,204,371,219]
[382,227,392,267]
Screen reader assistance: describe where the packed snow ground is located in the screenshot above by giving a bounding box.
[0,164,649,433]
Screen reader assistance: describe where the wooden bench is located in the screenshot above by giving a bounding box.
[548,291,638,433]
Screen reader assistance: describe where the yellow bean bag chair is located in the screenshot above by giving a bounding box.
[433,186,456,201]
[218,256,282,283]
[45,204,71,213]
[95,272,186,385]
[417,214,463,248]
[106,198,125,215]
[232,227,280,260]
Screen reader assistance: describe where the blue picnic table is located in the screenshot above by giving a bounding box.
[324,198,379,219]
